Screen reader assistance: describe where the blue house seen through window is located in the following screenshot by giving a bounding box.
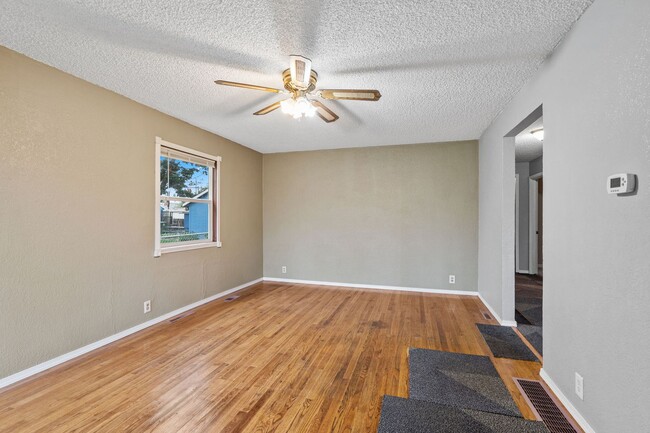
[184,190,209,235]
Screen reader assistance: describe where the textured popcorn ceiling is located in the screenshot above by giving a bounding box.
[516,116,544,162]
[0,0,593,153]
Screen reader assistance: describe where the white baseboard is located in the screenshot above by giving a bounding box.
[0,277,264,390]
[477,294,517,327]
[263,277,478,297]
[540,368,596,433]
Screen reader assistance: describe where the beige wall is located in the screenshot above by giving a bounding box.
[0,46,263,378]
[263,141,478,291]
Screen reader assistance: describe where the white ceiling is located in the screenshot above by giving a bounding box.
[515,116,544,162]
[0,0,592,153]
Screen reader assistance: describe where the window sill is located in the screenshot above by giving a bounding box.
[155,241,222,257]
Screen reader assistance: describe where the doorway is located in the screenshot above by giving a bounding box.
[513,113,543,357]
[529,173,543,276]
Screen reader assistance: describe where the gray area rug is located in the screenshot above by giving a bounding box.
[518,325,543,356]
[408,349,521,417]
[378,396,549,433]
[476,324,538,361]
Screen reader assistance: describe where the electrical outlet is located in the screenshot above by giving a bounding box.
[144,300,151,314]
[449,275,456,284]
[575,372,584,400]
[282,266,287,274]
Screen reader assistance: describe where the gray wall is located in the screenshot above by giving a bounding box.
[515,156,543,271]
[529,155,543,177]
[478,0,650,431]
[0,47,263,379]
[264,141,479,292]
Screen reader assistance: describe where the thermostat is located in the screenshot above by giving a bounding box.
[607,173,635,194]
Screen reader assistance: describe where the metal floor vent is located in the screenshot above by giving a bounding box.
[169,311,194,323]
[482,311,492,320]
[514,378,581,433]
[224,295,240,302]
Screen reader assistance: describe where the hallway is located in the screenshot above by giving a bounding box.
[515,273,543,356]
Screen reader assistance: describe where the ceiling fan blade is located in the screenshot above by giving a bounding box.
[215,80,282,93]
[253,100,283,115]
[318,89,382,101]
[311,100,339,123]
[289,55,312,90]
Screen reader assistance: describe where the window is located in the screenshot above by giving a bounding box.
[154,137,221,256]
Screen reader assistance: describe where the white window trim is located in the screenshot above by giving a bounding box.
[154,137,222,257]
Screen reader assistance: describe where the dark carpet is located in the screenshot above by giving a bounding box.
[408,349,521,417]
[476,324,538,361]
[517,302,543,326]
[515,309,532,325]
[517,325,543,356]
[515,274,543,359]
[515,274,543,327]
[378,396,549,433]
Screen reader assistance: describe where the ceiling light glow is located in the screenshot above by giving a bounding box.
[530,128,544,141]
[281,96,316,119]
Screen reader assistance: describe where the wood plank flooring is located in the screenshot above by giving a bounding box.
[0,282,545,432]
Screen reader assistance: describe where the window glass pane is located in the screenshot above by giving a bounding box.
[159,199,209,244]
[160,156,209,198]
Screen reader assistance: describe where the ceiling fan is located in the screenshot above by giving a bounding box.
[215,55,381,123]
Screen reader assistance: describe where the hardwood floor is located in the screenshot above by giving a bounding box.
[0,282,545,432]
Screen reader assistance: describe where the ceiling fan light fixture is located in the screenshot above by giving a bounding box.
[215,54,381,123]
[280,98,295,114]
[530,127,544,141]
[281,96,316,119]
[295,96,310,112]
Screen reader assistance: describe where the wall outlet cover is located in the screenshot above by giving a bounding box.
[449,275,456,284]
[144,300,152,314]
[281,266,287,274]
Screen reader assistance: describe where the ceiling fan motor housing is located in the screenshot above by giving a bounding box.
[282,69,318,94]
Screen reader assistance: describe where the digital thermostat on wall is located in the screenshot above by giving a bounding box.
[607,173,635,194]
